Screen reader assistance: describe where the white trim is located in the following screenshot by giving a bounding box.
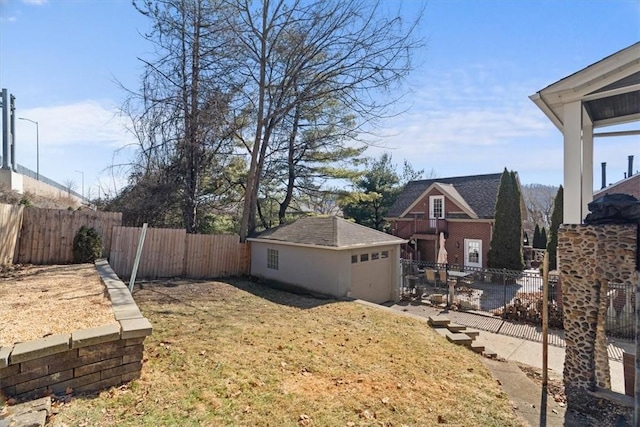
[582,83,640,102]
[464,239,482,268]
[593,113,640,128]
[429,195,444,219]
[446,218,494,223]
[400,182,477,218]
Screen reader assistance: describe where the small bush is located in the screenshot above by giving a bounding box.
[72,226,102,263]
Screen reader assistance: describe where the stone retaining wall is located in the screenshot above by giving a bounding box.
[0,259,152,400]
[558,223,636,423]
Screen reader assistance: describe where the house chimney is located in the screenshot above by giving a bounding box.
[601,162,607,189]
[628,155,634,178]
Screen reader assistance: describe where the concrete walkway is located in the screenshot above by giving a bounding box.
[369,300,635,426]
[389,301,634,395]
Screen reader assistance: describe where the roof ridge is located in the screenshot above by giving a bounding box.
[407,172,503,185]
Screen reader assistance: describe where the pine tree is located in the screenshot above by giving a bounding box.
[547,186,563,271]
[533,224,541,248]
[487,169,524,270]
[540,227,547,248]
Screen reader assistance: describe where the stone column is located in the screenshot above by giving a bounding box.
[559,224,637,409]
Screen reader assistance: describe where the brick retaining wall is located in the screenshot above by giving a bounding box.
[0,259,152,399]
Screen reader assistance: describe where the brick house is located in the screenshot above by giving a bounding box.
[385,173,525,268]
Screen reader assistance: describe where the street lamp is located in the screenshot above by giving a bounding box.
[74,170,84,201]
[18,117,39,180]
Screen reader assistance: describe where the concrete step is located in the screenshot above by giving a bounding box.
[434,328,449,338]
[447,323,466,333]
[428,316,450,327]
[470,342,485,353]
[446,332,473,346]
[464,330,480,340]
[483,349,497,359]
[0,397,51,427]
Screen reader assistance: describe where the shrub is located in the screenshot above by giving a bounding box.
[72,226,103,263]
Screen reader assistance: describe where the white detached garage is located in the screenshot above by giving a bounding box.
[248,216,406,304]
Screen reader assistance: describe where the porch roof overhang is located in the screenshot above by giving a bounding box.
[529,42,640,224]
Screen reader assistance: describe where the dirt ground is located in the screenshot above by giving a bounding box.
[0,264,117,347]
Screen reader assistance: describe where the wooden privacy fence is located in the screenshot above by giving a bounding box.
[109,226,250,280]
[0,204,24,265]
[15,208,122,264]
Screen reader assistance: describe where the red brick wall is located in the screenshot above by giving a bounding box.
[406,189,459,217]
[446,221,493,267]
[0,338,144,400]
[595,175,640,200]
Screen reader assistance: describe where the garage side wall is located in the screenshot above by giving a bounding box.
[251,242,350,298]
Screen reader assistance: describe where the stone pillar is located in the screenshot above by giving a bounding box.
[559,224,637,412]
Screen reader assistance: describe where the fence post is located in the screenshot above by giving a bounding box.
[502,268,507,314]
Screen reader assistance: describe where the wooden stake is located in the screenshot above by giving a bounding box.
[128,223,148,293]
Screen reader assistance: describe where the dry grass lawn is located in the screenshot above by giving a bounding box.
[50,278,525,427]
[0,264,116,347]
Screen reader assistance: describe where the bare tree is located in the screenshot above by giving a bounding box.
[126,0,242,233]
[522,183,558,229]
[229,0,423,240]
[63,179,77,197]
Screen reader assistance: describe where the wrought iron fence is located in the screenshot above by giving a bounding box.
[400,259,635,340]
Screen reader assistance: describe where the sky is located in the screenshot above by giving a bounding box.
[0,0,639,200]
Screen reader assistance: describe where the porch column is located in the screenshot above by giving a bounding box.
[582,117,594,218]
[563,101,583,224]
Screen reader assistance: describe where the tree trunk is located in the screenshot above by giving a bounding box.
[239,0,270,242]
[279,103,301,225]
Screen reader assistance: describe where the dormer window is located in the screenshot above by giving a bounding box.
[429,195,444,219]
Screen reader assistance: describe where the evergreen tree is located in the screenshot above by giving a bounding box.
[487,169,525,270]
[547,186,563,271]
[532,224,541,248]
[341,153,423,231]
[541,227,547,249]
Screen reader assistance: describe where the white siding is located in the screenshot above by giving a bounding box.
[251,242,351,298]
[250,241,402,303]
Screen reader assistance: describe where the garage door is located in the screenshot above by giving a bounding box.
[350,250,392,303]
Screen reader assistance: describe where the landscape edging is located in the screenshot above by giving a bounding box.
[0,259,152,399]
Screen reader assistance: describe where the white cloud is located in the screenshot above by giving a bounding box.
[9,100,137,194]
[16,100,136,149]
[21,0,48,5]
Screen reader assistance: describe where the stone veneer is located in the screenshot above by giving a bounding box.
[558,223,636,423]
[0,259,152,400]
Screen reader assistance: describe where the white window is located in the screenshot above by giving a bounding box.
[381,251,389,259]
[371,252,379,260]
[429,195,444,219]
[267,248,279,270]
[360,253,369,262]
[351,255,358,264]
[464,239,482,268]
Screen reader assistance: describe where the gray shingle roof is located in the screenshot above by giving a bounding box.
[250,216,405,248]
[387,173,503,219]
